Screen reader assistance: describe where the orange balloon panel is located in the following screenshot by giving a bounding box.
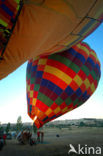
[26,42,101,128]
[0,0,103,80]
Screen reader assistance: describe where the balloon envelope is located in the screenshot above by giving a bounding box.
[26,42,101,128]
[0,0,103,80]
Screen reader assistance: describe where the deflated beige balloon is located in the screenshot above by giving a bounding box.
[0,0,103,80]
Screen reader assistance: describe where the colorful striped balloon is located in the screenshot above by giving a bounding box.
[27,42,101,128]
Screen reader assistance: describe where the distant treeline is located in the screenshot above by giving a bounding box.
[0,116,33,134]
[0,119,103,133]
[45,119,103,128]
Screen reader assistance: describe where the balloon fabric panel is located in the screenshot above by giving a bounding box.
[0,0,103,80]
[0,0,23,59]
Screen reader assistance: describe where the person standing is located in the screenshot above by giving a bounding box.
[3,133,6,145]
[41,131,44,143]
[37,131,40,142]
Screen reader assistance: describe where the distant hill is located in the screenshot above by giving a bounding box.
[0,118,103,129]
[45,118,103,127]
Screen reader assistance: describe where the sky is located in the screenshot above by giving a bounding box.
[0,24,103,124]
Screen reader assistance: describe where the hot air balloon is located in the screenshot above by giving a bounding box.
[26,42,101,128]
[0,0,103,80]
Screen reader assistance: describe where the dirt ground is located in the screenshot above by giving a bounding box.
[0,127,103,156]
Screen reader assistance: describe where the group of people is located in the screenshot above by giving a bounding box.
[17,130,32,144]
[16,129,44,145]
[37,130,44,143]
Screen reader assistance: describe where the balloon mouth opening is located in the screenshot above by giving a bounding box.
[32,115,43,129]
[33,116,37,122]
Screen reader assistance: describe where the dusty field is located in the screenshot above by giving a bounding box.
[0,127,103,156]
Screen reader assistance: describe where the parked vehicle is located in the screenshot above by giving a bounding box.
[0,138,4,151]
[0,131,4,151]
